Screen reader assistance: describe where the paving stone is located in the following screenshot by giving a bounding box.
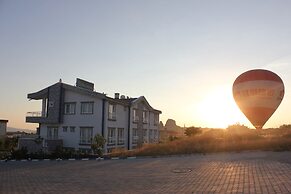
[1,151,291,193]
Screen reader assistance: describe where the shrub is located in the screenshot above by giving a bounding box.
[91,134,106,157]
[184,127,202,137]
[168,135,179,141]
[127,127,291,157]
[11,147,28,160]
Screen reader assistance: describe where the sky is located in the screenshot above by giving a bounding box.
[1,0,291,130]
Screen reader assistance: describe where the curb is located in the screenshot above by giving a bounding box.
[0,156,138,163]
[1,153,205,162]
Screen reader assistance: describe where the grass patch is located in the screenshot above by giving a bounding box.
[111,128,291,157]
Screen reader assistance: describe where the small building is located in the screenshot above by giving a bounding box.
[0,119,8,137]
[26,78,161,153]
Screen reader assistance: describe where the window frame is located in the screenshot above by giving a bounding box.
[70,126,75,133]
[149,129,153,142]
[62,126,68,132]
[132,128,138,144]
[79,127,93,145]
[154,114,159,126]
[64,102,76,115]
[80,102,94,114]
[133,109,139,123]
[143,129,148,143]
[117,128,125,145]
[108,103,117,120]
[154,130,158,142]
[47,126,58,140]
[142,111,148,123]
[107,127,116,145]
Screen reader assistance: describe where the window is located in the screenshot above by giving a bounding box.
[117,128,125,145]
[70,126,75,132]
[142,111,148,123]
[132,128,138,144]
[143,129,148,143]
[133,109,139,122]
[80,127,93,144]
[64,102,76,115]
[108,104,116,120]
[81,102,94,114]
[108,128,116,145]
[47,127,58,140]
[154,114,159,126]
[63,126,68,132]
[154,130,158,141]
[149,129,153,142]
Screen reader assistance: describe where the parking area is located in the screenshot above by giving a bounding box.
[1,151,291,193]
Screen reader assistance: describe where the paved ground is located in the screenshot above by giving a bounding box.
[1,151,291,194]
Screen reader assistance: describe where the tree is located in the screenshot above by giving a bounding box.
[227,123,250,132]
[4,137,18,151]
[91,134,106,157]
[184,127,202,137]
[279,124,291,130]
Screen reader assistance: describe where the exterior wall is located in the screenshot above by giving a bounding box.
[104,102,129,152]
[129,101,160,149]
[29,82,161,153]
[39,123,47,147]
[0,121,7,137]
[46,83,64,124]
[148,112,159,143]
[26,83,63,124]
[39,89,104,150]
[18,138,43,153]
[129,107,138,149]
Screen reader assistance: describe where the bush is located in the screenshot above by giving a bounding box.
[3,137,18,151]
[11,147,28,160]
[169,135,179,142]
[91,134,106,157]
[124,127,291,157]
[0,151,10,160]
[184,127,202,137]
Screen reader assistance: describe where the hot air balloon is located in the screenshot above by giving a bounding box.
[233,69,284,129]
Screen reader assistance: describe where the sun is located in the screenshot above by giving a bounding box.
[194,85,250,128]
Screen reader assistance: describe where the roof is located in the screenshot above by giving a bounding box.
[107,96,162,113]
[132,96,162,114]
[62,83,106,99]
[0,119,8,122]
[28,81,106,100]
[106,97,138,106]
[27,79,162,113]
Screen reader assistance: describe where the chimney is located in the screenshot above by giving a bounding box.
[114,93,120,99]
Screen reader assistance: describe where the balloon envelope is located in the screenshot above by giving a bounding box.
[233,69,284,129]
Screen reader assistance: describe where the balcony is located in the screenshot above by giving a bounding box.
[26,111,47,123]
[27,111,43,117]
[108,112,116,121]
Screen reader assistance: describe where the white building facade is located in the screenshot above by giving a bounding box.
[26,79,161,153]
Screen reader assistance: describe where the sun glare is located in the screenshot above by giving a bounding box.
[194,85,250,128]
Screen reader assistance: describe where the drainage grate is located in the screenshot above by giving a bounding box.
[171,168,192,173]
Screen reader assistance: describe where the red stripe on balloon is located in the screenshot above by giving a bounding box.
[233,69,283,84]
[240,107,276,129]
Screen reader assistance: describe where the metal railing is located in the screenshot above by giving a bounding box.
[108,112,116,120]
[26,111,43,117]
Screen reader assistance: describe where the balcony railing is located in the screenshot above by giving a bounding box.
[108,112,116,120]
[26,111,43,117]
